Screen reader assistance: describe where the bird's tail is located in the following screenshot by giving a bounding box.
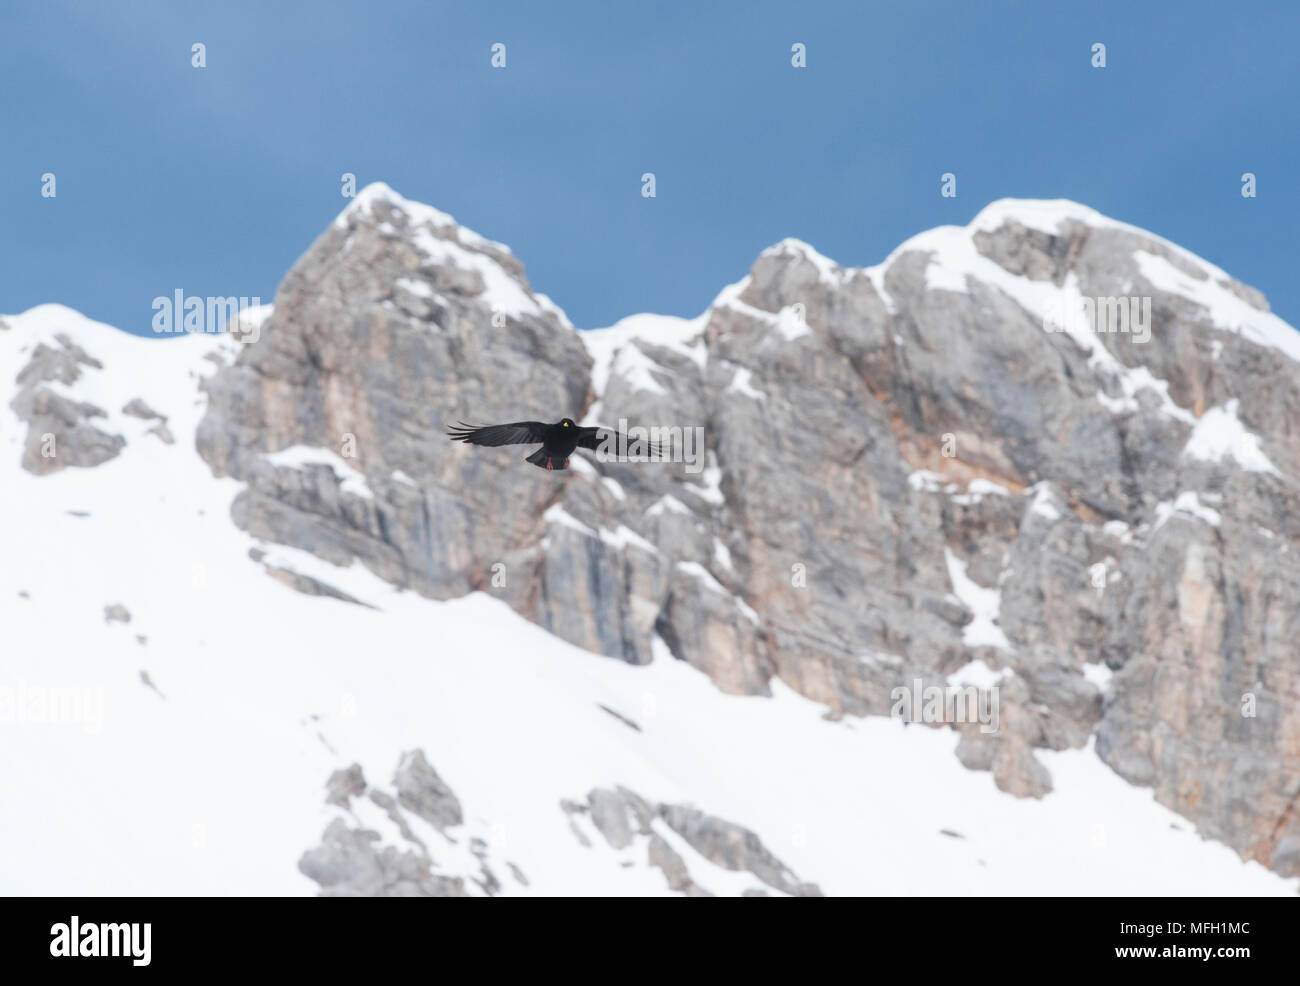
[525,448,568,471]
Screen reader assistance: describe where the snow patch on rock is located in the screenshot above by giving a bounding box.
[944,548,1012,651]
[1182,399,1281,476]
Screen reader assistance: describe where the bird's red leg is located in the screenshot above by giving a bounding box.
[564,457,570,468]
[546,458,554,470]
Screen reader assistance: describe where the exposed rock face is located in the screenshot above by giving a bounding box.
[200,185,1300,878]
[196,184,592,623]
[654,802,823,897]
[301,759,819,897]
[121,397,164,421]
[262,562,374,607]
[122,397,174,444]
[392,749,463,832]
[299,818,470,897]
[11,334,125,474]
[299,755,503,897]
[562,786,822,896]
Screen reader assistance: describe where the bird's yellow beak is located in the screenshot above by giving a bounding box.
[563,421,570,427]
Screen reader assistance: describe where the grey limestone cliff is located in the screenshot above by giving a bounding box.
[194,185,1300,878]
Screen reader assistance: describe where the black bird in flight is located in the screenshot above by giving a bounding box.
[446,418,663,471]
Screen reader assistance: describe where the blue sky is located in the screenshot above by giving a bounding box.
[3,0,1296,336]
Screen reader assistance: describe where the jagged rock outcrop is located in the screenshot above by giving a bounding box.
[562,786,822,896]
[299,754,508,897]
[392,749,463,832]
[301,757,821,896]
[196,184,592,617]
[11,333,125,474]
[299,818,469,897]
[121,397,174,444]
[200,185,1300,877]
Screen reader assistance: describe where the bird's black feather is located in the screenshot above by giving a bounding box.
[575,427,663,459]
[445,421,549,447]
[447,418,665,470]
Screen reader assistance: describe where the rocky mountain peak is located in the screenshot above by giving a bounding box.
[188,184,1300,878]
[8,184,1297,886]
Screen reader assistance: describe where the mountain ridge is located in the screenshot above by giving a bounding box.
[4,186,1299,892]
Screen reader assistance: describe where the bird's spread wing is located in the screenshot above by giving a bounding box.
[576,426,664,459]
[446,421,548,447]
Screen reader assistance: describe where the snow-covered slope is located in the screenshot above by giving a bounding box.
[1,303,1295,895]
